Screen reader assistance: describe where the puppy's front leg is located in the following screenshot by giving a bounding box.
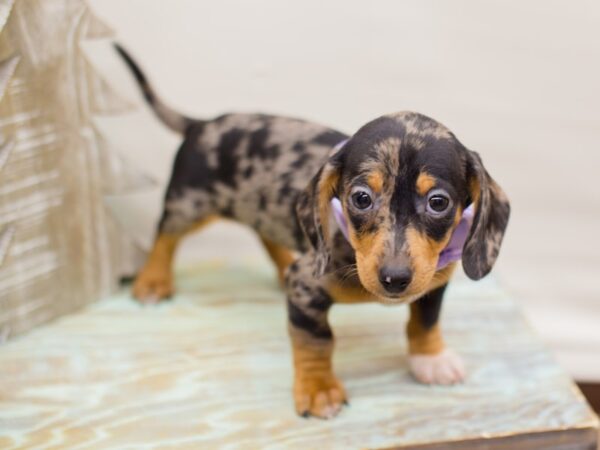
[286,257,346,419]
[407,284,466,385]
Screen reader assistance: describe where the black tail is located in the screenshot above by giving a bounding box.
[114,43,196,134]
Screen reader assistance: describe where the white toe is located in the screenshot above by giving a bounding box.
[409,349,466,385]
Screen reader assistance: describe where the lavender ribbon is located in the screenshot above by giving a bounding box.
[436,204,474,269]
[331,197,350,241]
[330,198,474,270]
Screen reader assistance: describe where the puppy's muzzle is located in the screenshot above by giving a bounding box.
[378,266,412,295]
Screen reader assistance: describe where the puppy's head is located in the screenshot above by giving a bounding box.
[297,112,510,303]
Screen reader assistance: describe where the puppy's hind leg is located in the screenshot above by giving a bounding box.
[259,236,296,286]
[133,124,221,303]
[133,214,218,304]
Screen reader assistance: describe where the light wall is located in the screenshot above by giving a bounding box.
[89,0,600,379]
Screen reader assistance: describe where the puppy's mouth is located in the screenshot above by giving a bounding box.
[359,283,424,305]
[373,290,423,306]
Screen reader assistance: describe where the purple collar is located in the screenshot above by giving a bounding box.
[331,196,474,271]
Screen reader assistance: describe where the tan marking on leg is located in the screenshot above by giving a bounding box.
[407,295,465,385]
[416,171,436,196]
[407,302,445,355]
[289,326,346,419]
[132,215,218,303]
[260,237,296,286]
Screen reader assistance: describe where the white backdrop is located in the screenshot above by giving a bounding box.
[88,0,600,380]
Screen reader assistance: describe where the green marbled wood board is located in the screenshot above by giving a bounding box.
[0,261,597,449]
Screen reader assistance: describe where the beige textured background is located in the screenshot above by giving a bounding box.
[87,0,600,380]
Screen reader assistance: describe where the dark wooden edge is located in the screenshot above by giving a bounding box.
[579,382,600,414]
[380,427,598,450]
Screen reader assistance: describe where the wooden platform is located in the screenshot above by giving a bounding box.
[0,261,597,449]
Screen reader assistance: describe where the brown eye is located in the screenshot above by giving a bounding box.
[428,195,449,212]
[352,191,372,210]
[426,189,452,215]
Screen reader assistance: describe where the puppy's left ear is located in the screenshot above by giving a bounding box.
[462,150,511,280]
[295,151,344,277]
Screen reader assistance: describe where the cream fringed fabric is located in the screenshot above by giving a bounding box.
[0,0,146,339]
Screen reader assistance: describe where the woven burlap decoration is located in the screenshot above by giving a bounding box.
[0,0,148,339]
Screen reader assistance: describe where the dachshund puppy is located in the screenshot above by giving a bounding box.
[116,45,510,419]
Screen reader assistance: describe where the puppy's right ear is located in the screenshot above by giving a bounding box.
[295,151,345,277]
[462,150,511,280]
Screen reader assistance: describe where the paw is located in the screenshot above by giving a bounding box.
[132,267,173,304]
[294,374,347,419]
[409,348,466,385]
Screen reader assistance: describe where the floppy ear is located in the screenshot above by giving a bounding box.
[295,154,343,277]
[462,150,511,280]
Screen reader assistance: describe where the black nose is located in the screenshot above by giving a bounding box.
[379,266,412,294]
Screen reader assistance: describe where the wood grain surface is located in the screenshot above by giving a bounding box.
[0,261,597,449]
